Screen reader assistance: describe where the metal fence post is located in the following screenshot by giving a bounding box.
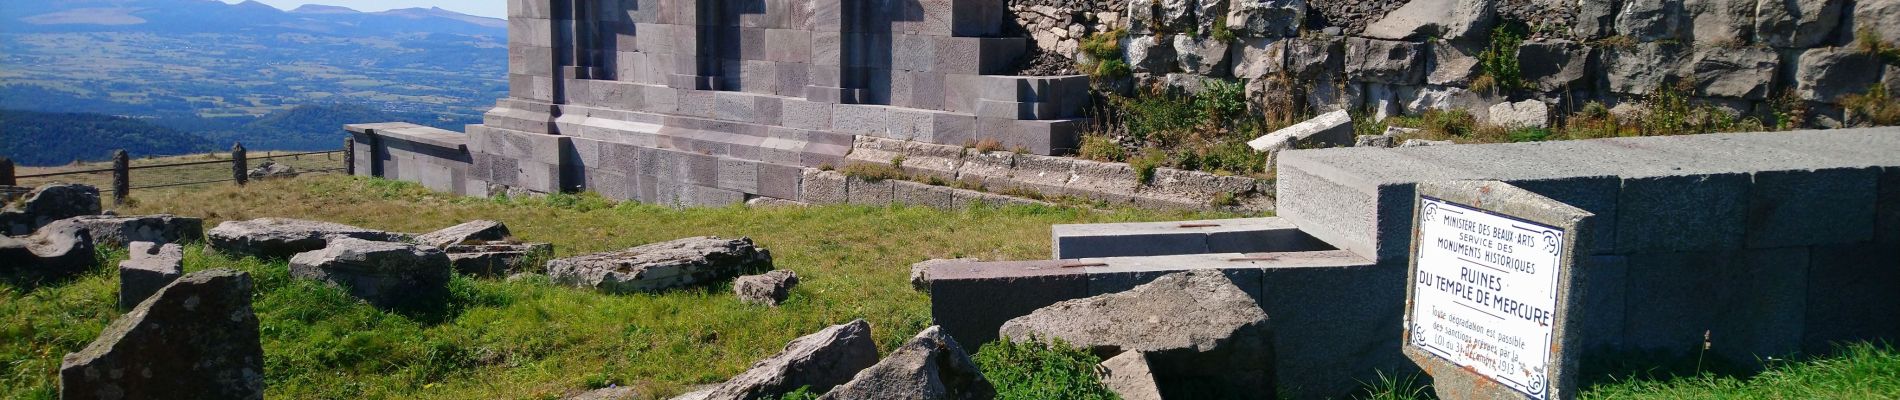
[344,137,356,176]
[112,150,129,205]
[0,156,14,186]
[232,143,248,186]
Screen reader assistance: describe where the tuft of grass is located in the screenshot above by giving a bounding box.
[1078,30,1130,79]
[1131,151,1166,186]
[1476,23,1529,94]
[1077,135,1127,162]
[1842,83,1900,126]
[972,138,1005,153]
[972,337,1119,400]
[1857,28,1900,64]
[837,162,909,182]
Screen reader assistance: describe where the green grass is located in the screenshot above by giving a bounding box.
[1356,342,1900,400]
[972,337,1119,400]
[3,175,1221,399]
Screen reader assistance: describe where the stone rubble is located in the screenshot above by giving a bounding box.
[118,241,185,310]
[735,270,800,306]
[51,214,204,248]
[548,236,773,294]
[677,319,880,400]
[0,220,97,281]
[0,183,102,236]
[207,218,409,259]
[60,269,266,400]
[819,326,996,400]
[288,237,453,309]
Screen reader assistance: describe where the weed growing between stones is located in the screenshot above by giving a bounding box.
[1078,29,1131,80]
[971,337,1119,400]
[1475,22,1530,95]
[1084,79,1271,178]
[1842,84,1900,126]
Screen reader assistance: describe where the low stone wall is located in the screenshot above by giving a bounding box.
[345,123,483,197]
[845,136,1274,211]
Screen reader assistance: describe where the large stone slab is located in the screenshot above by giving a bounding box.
[735,270,799,306]
[1051,217,1331,259]
[52,215,204,248]
[208,218,408,260]
[1247,110,1353,152]
[289,238,453,309]
[0,183,102,236]
[415,220,512,249]
[118,242,184,311]
[684,319,880,400]
[548,236,773,294]
[60,269,264,400]
[819,326,995,400]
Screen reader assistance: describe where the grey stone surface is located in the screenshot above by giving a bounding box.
[819,326,995,400]
[735,270,800,306]
[60,269,264,400]
[1099,351,1163,400]
[1756,0,1844,48]
[416,220,512,249]
[0,183,102,236]
[1362,0,1495,41]
[1226,0,1305,37]
[1603,42,1689,95]
[289,238,453,309]
[207,218,407,260]
[50,214,203,248]
[800,169,848,204]
[1859,0,1900,43]
[446,242,553,277]
[1687,0,1757,45]
[1427,40,1484,87]
[1,220,98,281]
[118,242,184,311]
[1000,270,1272,397]
[1248,109,1354,151]
[1616,0,1687,41]
[548,236,772,294]
[1689,48,1779,99]
[1345,38,1426,85]
[684,320,879,400]
[1623,249,1808,365]
[909,258,974,292]
[1488,99,1550,128]
[1518,40,1592,92]
[1173,35,1231,76]
[1796,47,1882,103]
[1052,217,1331,259]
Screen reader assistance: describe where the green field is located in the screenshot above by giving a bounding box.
[3,174,1895,399]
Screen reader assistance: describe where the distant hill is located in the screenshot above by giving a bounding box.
[3,0,505,36]
[0,109,217,166]
[196,103,481,151]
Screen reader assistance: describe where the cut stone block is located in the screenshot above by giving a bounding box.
[928,260,1088,347]
[1624,249,1809,368]
[547,236,773,294]
[118,242,184,311]
[289,238,454,310]
[60,269,263,400]
[1051,217,1332,260]
[1248,110,1353,152]
[1274,147,1477,263]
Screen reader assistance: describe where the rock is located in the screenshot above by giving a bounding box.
[0,221,97,281]
[245,161,298,180]
[1284,38,1344,80]
[51,214,204,248]
[567,387,638,400]
[0,183,102,236]
[1230,38,1286,79]
[1158,0,1196,33]
[1121,35,1178,73]
[1427,40,1485,87]
[1173,35,1231,76]
[998,270,1273,397]
[1226,0,1305,38]
[416,220,511,249]
[820,326,995,400]
[1615,0,1687,42]
[548,236,773,294]
[1355,135,1396,148]
[1194,0,1229,35]
[686,320,880,400]
[1756,0,1845,48]
[288,238,452,309]
[1099,352,1164,400]
[1858,0,1900,44]
[1796,47,1883,103]
[208,218,408,259]
[1518,40,1593,92]
[910,258,974,292]
[1362,0,1496,41]
[1574,0,1618,39]
[1248,109,1354,151]
[1364,82,1408,122]
[1402,139,1455,147]
[745,197,809,208]
[1689,48,1779,99]
[1488,99,1551,128]
[735,270,800,306]
[1687,0,1756,45]
[1603,42,1689,95]
[447,242,553,277]
[1344,37,1426,85]
[119,242,184,310]
[1407,85,1490,112]
[60,269,264,400]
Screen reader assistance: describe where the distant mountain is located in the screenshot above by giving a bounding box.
[195,104,480,151]
[0,109,217,166]
[3,0,505,36]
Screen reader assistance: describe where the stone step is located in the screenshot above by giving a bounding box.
[1050,217,1331,260]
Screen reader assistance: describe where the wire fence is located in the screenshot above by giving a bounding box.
[2,140,356,205]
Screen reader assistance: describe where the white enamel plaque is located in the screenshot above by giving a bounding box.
[1408,196,1566,400]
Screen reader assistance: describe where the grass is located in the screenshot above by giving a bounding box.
[1356,342,1900,400]
[2,174,1219,399]
[14,150,348,196]
[972,337,1119,400]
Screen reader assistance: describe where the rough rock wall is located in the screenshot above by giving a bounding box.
[1012,0,1898,128]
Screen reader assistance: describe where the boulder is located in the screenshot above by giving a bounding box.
[1488,99,1551,128]
[1427,40,1485,87]
[207,218,408,259]
[288,238,452,309]
[1121,35,1178,73]
[447,242,553,277]
[1099,352,1164,400]
[910,258,975,292]
[1689,48,1779,99]
[1344,37,1426,85]
[819,326,995,400]
[60,269,265,400]
[51,214,204,248]
[1574,0,1618,39]
[548,236,773,294]
[119,242,184,311]
[1756,0,1845,48]
[1226,0,1304,38]
[0,183,102,236]
[1858,0,1900,44]
[1796,48,1883,103]
[1517,40,1593,92]
[245,161,299,180]
[998,270,1273,397]
[1193,0,1229,35]
[1283,38,1344,80]
[1687,0,1756,45]
[1173,35,1231,76]
[683,319,880,400]
[0,221,97,281]
[735,270,800,306]
[1615,0,1687,42]
[1248,109,1354,151]
[1230,38,1286,79]
[416,220,512,249]
[1362,0,1496,41]
[1603,42,1689,95]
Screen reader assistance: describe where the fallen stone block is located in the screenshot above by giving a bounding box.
[446,242,553,277]
[820,326,995,400]
[208,218,409,259]
[1247,110,1353,152]
[0,221,97,281]
[289,238,453,309]
[1488,99,1550,128]
[119,242,184,311]
[60,269,264,400]
[548,236,772,294]
[246,161,300,180]
[909,258,975,292]
[415,220,512,248]
[681,319,879,400]
[1100,351,1163,400]
[52,214,204,248]
[999,270,1273,397]
[735,270,799,306]
[0,183,102,236]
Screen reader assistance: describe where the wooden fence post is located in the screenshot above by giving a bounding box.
[344,137,356,176]
[232,143,248,186]
[112,150,129,205]
[0,156,14,186]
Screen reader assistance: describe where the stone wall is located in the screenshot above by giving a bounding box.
[1013,0,1897,128]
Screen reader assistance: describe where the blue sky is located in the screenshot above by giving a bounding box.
[221,1,505,18]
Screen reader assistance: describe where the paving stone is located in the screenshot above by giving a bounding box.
[800,169,848,204]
